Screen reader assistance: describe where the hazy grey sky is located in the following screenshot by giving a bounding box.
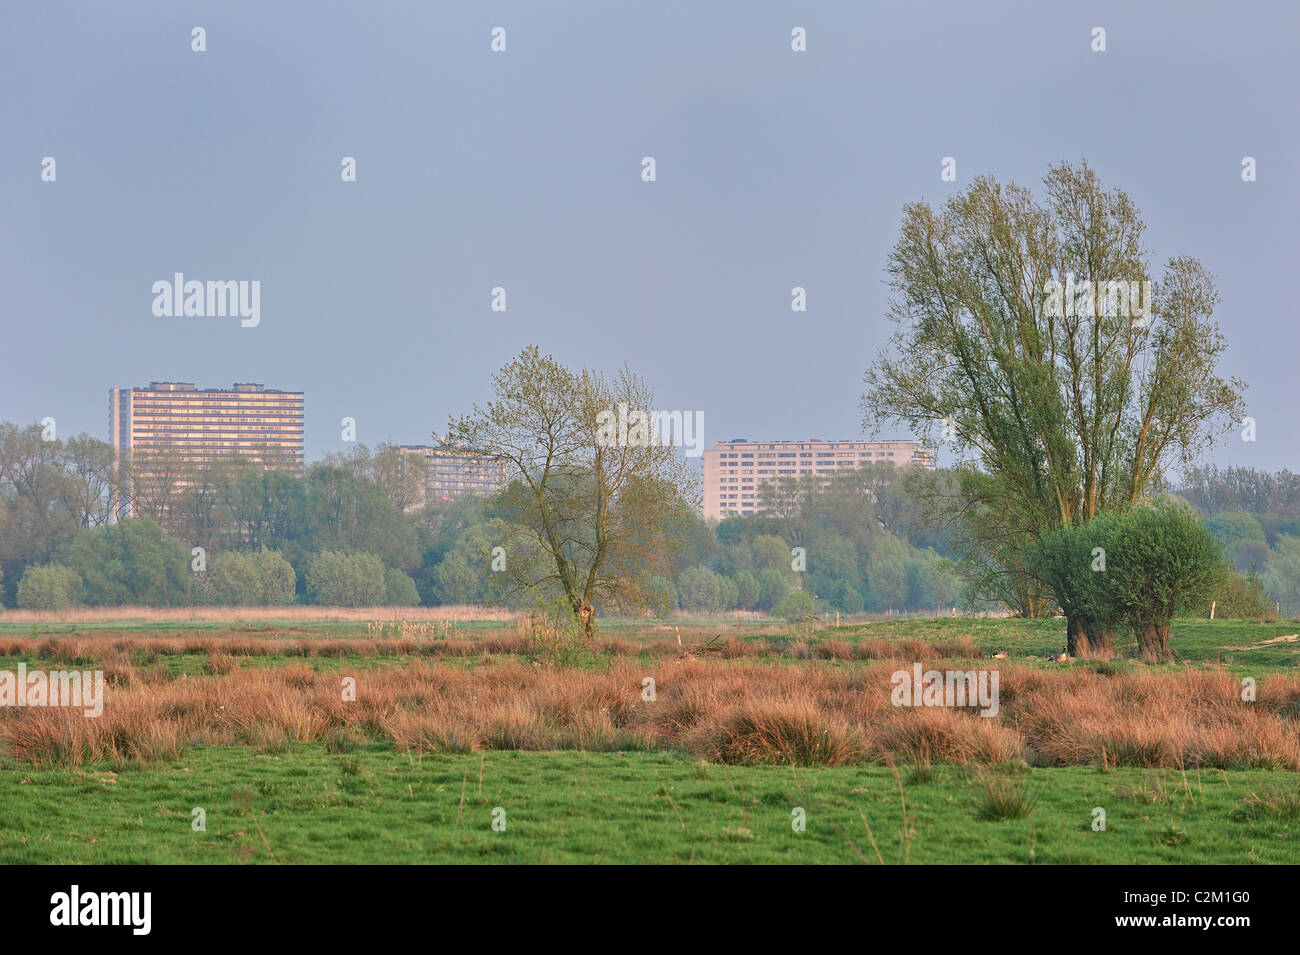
[4,1,1296,473]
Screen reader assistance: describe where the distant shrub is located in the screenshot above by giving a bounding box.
[731,570,759,610]
[775,589,815,622]
[211,549,296,606]
[756,570,789,611]
[1215,565,1273,619]
[67,519,190,606]
[678,566,725,613]
[16,564,83,611]
[306,551,386,607]
[384,568,420,607]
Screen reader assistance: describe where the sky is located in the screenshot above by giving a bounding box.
[3,0,1296,474]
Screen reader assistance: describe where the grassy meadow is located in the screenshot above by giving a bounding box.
[0,612,1297,864]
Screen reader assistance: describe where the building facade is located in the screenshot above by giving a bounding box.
[110,382,304,515]
[701,438,935,522]
[397,444,508,507]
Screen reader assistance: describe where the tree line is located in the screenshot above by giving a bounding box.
[0,410,994,621]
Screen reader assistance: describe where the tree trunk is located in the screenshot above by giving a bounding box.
[1136,619,1171,661]
[1085,623,1115,659]
[578,601,595,642]
[1066,616,1116,658]
[1066,615,1088,657]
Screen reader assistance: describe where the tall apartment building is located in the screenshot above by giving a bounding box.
[701,438,935,522]
[397,444,508,507]
[110,382,304,514]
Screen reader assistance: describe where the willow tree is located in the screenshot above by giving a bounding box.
[445,346,698,640]
[862,161,1245,655]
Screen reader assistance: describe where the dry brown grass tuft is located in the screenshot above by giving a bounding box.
[876,706,1023,765]
[815,639,855,661]
[690,700,866,766]
[2,643,1298,772]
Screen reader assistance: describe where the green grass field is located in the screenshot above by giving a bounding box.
[3,747,1297,864]
[1,614,1297,864]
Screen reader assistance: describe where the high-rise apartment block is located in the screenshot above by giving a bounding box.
[110,382,304,469]
[701,438,934,522]
[109,382,304,514]
[397,444,508,507]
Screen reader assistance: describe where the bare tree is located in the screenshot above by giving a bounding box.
[446,346,698,639]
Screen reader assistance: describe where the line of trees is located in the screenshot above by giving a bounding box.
[0,397,964,622]
[0,420,426,610]
[2,391,1289,635]
[1176,464,1300,616]
[2,243,1292,652]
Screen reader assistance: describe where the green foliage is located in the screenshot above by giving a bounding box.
[717,574,739,611]
[867,535,908,612]
[775,589,815,622]
[755,569,789,611]
[429,522,499,606]
[1205,512,1267,563]
[305,551,386,607]
[1033,498,1228,650]
[384,568,420,607]
[1180,464,1300,519]
[0,410,994,618]
[1215,566,1273,620]
[210,549,296,606]
[1261,535,1300,618]
[303,464,420,572]
[642,575,678,618]
[16,563,82,610]
[751,535,793,579]
[445,346,697,636]
[0,423,120,605]
[690,465,964,616]
[731,569,759,610]
[678,565,726,613]
[1103,499,1225,629]
[67,519,191,606]
[433,551,481,606]
[1030,515,1118,628]
[862,163,1245,617]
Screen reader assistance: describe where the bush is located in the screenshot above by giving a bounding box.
[1215,565,1273,619]
[210,549,296,606]
[867,535,908,612]
[1034,497,1226,660]
[643,575,678,618]
[432,552,482,605]
[756,569,789,611]
[678,566,725,613]
[16,564,82,610]
[66,519,191,606]
[837,579,865,614]
[384,568,420,606]
[731,570,759,610]
[305,551,386,607]
[775,589,815,622]
[1104,498,1226,659]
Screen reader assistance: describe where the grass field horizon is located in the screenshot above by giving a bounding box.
[1,613,1297,864]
